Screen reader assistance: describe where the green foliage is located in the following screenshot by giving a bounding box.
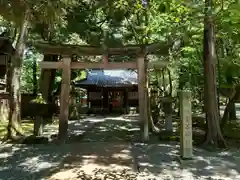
[21,50,42,93]
[0,0,240,110]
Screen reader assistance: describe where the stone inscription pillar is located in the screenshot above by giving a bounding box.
[179,90,193,159]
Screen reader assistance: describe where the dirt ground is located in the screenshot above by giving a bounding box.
[0,115,240,180]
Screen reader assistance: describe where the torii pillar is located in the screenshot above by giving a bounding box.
[58,56,71,142]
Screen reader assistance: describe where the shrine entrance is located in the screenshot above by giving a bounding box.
[34,42,171,142]
[108,90,124,113]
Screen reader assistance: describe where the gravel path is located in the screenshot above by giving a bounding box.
[42,116,106,140]
[133,142,240,180]
[1,115,240,180]
[80,116,140,142]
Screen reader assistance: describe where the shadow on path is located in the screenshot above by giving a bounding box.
[133,142,240,179]
[80,117,140,142]
[0,142,136,179]
[1,116,240,179]
[0,116,139,180]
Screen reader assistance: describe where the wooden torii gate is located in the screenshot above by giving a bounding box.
[34,42,171,142]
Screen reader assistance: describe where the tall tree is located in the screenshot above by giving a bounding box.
[7,10,30,138]
[203,0,226,147]
[0,0,69,139]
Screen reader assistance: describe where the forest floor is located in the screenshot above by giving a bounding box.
[0,114,240,179]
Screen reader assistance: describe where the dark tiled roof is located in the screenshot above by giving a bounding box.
[75,69,137,87]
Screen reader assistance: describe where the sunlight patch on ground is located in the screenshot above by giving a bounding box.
[0,152,12,159]
[48,169,79,180]
[18,156,58,172]
[104,116,137,122]
[48,167,136,180]
[47,142,135,179]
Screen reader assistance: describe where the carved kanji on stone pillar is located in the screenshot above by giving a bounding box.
[179,90,193,159]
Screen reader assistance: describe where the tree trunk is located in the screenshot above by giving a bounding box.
[33,116,43,136]
[167,68,172,96]
[145,64,159,133]
[7,12,29,139]
[178,66,184,116]
[39,54,58,103]
[147,80,160,133]
[162,69,166,93]
[221,98,233,129]
[39,23,58,104]
[39,55,58,122]
[229,102,236,120]
[203,0,226,148]
[162,98,173,133]
[32,55,37,95]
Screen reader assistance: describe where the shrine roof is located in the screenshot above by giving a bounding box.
[75,69,137,87]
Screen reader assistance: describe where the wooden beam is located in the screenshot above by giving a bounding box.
[58,57,71,142]
[33,42,142,56]
[137,55,149,142]
[39,61,63,69]
[31,41,173,56]
[71,62,137,69]
[39,61,169,69]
